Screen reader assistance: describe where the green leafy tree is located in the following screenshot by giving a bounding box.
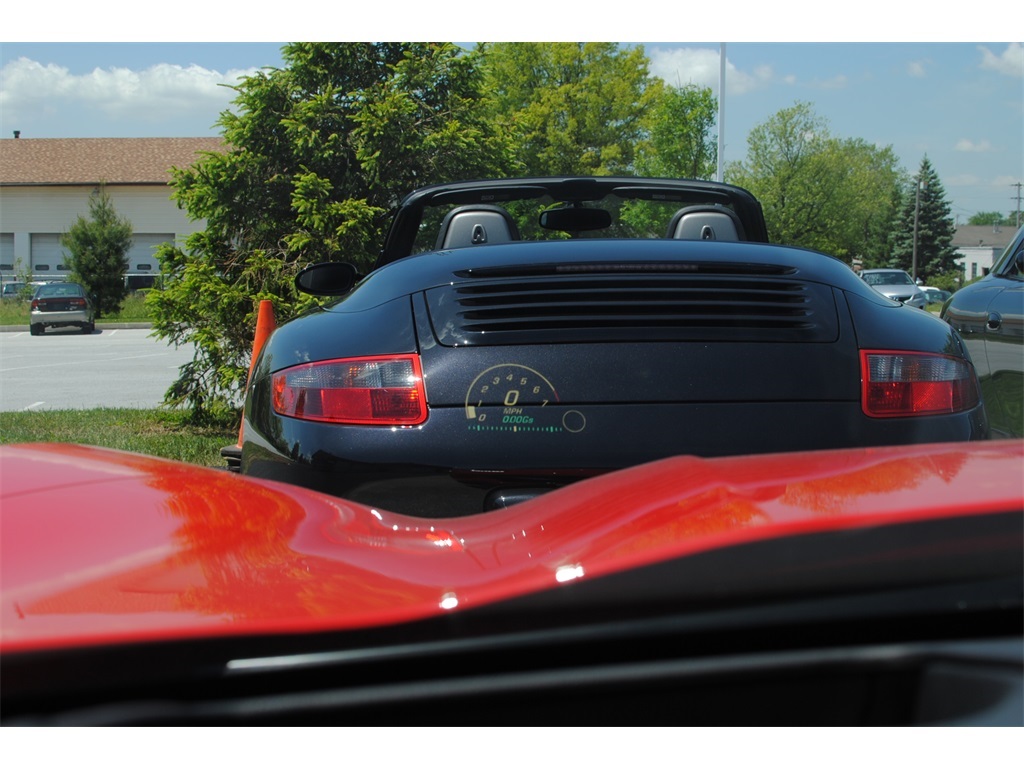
[635,82,717,180]
[622,82,718,236]
[889,157,958,281]
[967,211,1017,227]
[60,184,133,317]
[924,271,962,292]
[480,42,652,177]
[9,257,34,298]
[150,43,513,423]
[727,102,903,263]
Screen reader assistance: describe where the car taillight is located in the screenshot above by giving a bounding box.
[30,300,38,310]
[70,298,86,308]
[272,355,427,425]
[861,350,980,418]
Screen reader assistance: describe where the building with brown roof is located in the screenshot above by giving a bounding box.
[0,137,223,285]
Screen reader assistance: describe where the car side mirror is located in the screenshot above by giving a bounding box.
[295,262,359,297]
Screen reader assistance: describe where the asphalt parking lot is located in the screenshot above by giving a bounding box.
[0,325,196,411]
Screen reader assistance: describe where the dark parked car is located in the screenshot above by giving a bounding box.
[1,281,27,300]
[941,225,1024,437]
[240,177,988,515]
[921,287,952,306]
[29,282,95,335]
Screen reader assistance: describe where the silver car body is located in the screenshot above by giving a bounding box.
[29,282,95,335]
[860,269,928,309]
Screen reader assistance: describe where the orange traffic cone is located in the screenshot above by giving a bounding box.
[222,299,276,469]
[246,300,277,388]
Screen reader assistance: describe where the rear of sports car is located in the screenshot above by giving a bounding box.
[241,238,988,516]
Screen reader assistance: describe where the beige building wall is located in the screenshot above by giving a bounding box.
[0,184,204,279]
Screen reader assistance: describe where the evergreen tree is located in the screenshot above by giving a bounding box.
[61,184,132,318]
[889,157,957,281]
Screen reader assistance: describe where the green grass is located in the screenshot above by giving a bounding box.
[0,408,237,467]
[0,292,153,325]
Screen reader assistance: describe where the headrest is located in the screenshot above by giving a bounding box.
[667,205,744,241]
[435,205,520,250]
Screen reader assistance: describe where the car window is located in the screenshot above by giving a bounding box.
[409,194,740,255]
[863,271,911,286]
[36,284,84,298]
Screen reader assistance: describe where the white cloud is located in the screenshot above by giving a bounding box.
[810,74,848,90]
[955,138,994,153]
[646,46,774,95]
[907,60,927,78]
[978,43,1023,78]
[0,57,259,127]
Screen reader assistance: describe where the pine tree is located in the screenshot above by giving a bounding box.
[61,184,133,318]
[889,157,957,281]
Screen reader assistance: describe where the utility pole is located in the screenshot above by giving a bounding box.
[717,43,726,183]
[1012,182,1022,227]
[912,175,926,281]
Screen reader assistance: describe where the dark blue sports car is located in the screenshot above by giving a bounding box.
[240,177,988,515]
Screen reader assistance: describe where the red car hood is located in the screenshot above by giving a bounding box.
[2,440,1021,654]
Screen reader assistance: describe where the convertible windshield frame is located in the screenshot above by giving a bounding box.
[376,177,769,268]
[992,226,1023,279]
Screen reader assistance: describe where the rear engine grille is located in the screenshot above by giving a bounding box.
[426,268,838,346]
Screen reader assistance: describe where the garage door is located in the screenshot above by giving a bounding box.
[28,234,173,279]
[30,234,71,277]
[0,233,13,273]
[127,234,173,273]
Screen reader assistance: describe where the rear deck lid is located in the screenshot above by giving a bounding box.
[426,260,840,346]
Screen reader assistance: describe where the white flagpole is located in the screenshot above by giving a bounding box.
[718,43,726,183]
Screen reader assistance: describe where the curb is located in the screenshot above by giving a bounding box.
[0,323,153,333]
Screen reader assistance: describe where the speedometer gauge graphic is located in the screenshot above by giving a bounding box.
[464,364,559,420]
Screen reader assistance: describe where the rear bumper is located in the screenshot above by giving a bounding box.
[30,309,92,328]
[242,400,989,516]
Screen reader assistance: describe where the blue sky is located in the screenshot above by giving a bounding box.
[2,8,1021,224]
